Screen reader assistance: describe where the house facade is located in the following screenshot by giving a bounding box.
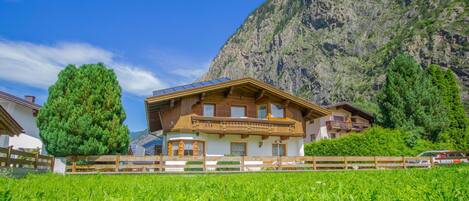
[145,77,330,157]
[0,91,43,152]
[305,102,373,142]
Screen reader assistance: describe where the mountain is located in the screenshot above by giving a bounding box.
[129,129,148,141]
[202,0,468,112]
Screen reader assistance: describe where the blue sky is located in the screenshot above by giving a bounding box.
[0,0,264,131]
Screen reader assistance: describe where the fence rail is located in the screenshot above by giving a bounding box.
[65,155,436,174]
[0,146,54,171]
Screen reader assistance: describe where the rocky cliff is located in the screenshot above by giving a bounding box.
[202,0,468,111]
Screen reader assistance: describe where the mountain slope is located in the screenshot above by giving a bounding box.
[202,0,468,110]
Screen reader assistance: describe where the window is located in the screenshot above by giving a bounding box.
[257,105,267,119]
[230,106,246,117]
[170,140,205,156]
[154,145,162,155]
[171,141,179,156]
[184,141,193,156]
[270,103,285,118]
[272,144,286,156]
[203,104,215,117]
[231,142,246,156]
[333,115,344,121]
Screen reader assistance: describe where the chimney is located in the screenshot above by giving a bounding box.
[24,95,36,104]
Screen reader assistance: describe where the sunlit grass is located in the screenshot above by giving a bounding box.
[1,165,468,201]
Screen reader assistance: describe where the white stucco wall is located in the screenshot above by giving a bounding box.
[305,117,329,143]
[0,100,43,152]
[164,133,304,156]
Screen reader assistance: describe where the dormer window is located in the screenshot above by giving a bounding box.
[203,104,215,117]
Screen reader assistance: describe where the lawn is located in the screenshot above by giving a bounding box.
[1,166,468,201]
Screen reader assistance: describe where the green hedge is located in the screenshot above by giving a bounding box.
[305,127,452,156]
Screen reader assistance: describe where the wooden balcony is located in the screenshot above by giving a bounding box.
[326,121,370,132]
[191,116,299,137]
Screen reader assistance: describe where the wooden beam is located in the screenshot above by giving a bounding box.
[219,134,225,139]
[170,99,175,108]
[224,86,234,97]
[283,100,290,107]
[280,136,289,140]
[261,136,269,140]
[255,90,265,101]
[241,134,249,139]
[200,92,206,101]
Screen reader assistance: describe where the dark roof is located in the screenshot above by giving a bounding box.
[0,91,41,111]
[152,77,231,96]
[325,102,374,122]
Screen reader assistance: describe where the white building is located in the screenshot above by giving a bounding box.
[0,91,43,153]
[306,102,374,142]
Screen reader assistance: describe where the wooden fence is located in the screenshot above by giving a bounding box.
[66,155,435,174]
[0,146,55,171]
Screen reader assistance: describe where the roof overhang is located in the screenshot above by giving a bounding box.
[145,77,331,118]
[0,105,23,136]
[326,102,374,122]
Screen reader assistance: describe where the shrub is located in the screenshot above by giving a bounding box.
[216,161,240,171]
[304,127,452,156]
[184,161,203,172]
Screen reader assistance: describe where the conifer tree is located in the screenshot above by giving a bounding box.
[378,54,448,141]
[428,65,469,148]
[37,63,129,156]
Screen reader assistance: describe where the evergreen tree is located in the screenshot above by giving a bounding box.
[37,63,129,156]
[428,65,469,148]
[378,54,448,141]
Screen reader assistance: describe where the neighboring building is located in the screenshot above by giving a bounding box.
[0,105,23,147]
[145,77,330,157]
[305,102,374,142]
[0,91,43,153]
[129,130,163,156]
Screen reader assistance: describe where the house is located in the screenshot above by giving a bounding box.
[0,105,23,144]
[145,77,330,157]
[305,102,374,142]
[129,130,163,156]
[0,91,43,153]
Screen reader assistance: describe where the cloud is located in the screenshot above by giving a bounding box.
[0,39,165,96]
[144,49,210,84]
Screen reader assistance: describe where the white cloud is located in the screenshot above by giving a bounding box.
[0,39,165,96]
[144,49,210,83]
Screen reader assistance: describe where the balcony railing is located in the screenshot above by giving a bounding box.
[191,116,297,136]
[326,121,370,131]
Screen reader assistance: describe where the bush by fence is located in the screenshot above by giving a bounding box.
[305,127,452,156]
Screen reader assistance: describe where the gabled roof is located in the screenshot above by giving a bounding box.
[146,77,330,117]
[0,91,41,111]
[325,102,374,122]
[0,105,23,136]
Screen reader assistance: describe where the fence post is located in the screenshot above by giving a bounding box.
[34,149,40,170]
[203,154,206,172]
[312,156,316,171]
[72,156,77,173]
[344,156,348,170]
[115,155,120,172]
[430,156,434,168]
[5,146,13,168]
[241,155,245,172]
[402,156,406,169]
[50,156,55,171]
[159,154,163,172]
[374,156,378,169]
[278,155,282,170]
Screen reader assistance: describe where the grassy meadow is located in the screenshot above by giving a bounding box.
[1,165,468,201]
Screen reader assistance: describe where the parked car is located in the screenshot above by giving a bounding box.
[416,150,468,165]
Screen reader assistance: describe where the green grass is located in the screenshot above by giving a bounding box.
[1,165,468,201]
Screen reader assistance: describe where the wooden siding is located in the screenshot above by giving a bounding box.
[150,87,309,136]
